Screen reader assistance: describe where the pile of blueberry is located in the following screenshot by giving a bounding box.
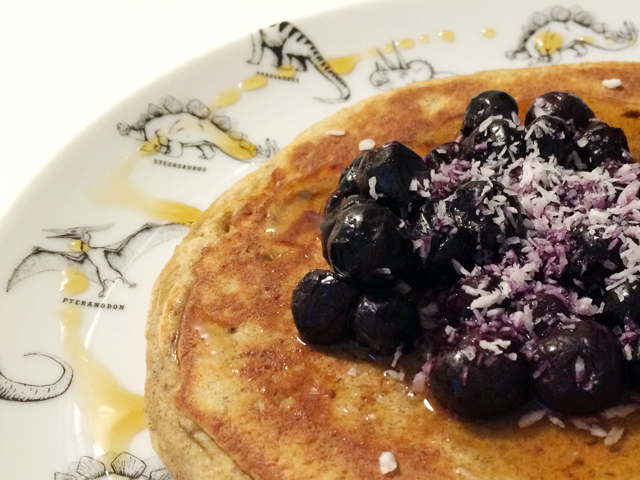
[291,89,640,420]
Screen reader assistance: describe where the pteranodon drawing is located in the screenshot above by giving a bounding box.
[6,222,188,297]
[0,352,72,402]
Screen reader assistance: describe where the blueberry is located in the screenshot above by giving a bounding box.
[531,320,623,415]
[461,90,519,137]
[409,202,476,288]
[291,270,360,345]
[353,294,421,353]
[525,116,574,165]
[598,281,640,329]
[626,338,640,393]
[437,274,502,327]
[564,224,622,299]
[425,142,463,165]
[322,201,414,285]
[325,154,365,214]
[524,91,595,130]
[464,118,525,162]
[320,195,373,262]
[355,141,433,207]
[530,293,569,337]
[574,121,633,170]
[428,329,530,418]
[448,180,523,251]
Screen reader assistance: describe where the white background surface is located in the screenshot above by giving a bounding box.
[0,0,369,222]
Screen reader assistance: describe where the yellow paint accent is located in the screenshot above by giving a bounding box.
[438,31,455,42]
[276,64,297,78]
[91,150,202,224]
[215,88,241,107]
[239,74,268,90]
[327,53,363,75]
[535,31,564,55]
[395,38,415,49]
[481,28,496,39]
[138,135,166,155]
[419,35,431,43]
[70,240,90,252]
[60,305,146,455]
[60,269,90,295]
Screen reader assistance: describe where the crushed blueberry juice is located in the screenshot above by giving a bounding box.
[292,89,640,426]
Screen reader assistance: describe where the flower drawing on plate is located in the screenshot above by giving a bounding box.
[117,96,277,162]
[507,5,637,64]
[0,352,72,402]
[248,21,351,103]
[6,222,188,297]
[54,452,172,480]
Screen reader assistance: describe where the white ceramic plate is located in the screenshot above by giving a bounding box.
[2,0,639,478]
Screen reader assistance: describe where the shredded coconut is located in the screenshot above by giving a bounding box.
[359,138,376,151]
[379,452,397,474]
[602,78,622,89]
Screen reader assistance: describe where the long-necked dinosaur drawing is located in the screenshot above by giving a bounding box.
[248,21,350,103]
[507,5,637,63]
[0,352,72,402]
[7,222,188,297]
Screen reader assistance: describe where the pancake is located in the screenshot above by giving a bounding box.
[145,62,640,480]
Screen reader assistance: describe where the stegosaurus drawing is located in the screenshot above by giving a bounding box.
[507,6,637,64]
[117,96,277,162]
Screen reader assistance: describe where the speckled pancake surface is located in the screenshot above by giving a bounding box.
[145,62,640,480]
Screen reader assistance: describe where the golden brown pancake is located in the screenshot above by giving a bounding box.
[146,62,640,480]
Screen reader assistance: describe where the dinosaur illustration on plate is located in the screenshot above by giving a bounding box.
[7,222,188,297]
[507,5,637,63]
[1,352,72,402]
[248,21,350,103]
[117,96,277,161]
[55,452,171,480]
[369,43,453,91]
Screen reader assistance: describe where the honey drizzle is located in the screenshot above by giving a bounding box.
[60,268,90,295]
[60,305,146,455]
[91,146,202,224]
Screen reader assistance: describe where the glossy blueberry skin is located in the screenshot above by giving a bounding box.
[464,118,525,163]
[291,270,360,345]
[627,338,640,393]
[574,121,633,170]
[425,142,463,165]
[322,201,414,286]
[448,180,523,251]
[409,201,476,288]
[461,90,519,137]
[597,281,640,329]
[564,224,623,300]
[530,293,570,337]
[429,329,530,419]
[324,154,365,215]
[355,141,433,207]
[438,274,501,327]
[524,91,595,131]
[531,320,623,416]
[320,195,373,262]
[353,294,421,354]
[525,115,574,165]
